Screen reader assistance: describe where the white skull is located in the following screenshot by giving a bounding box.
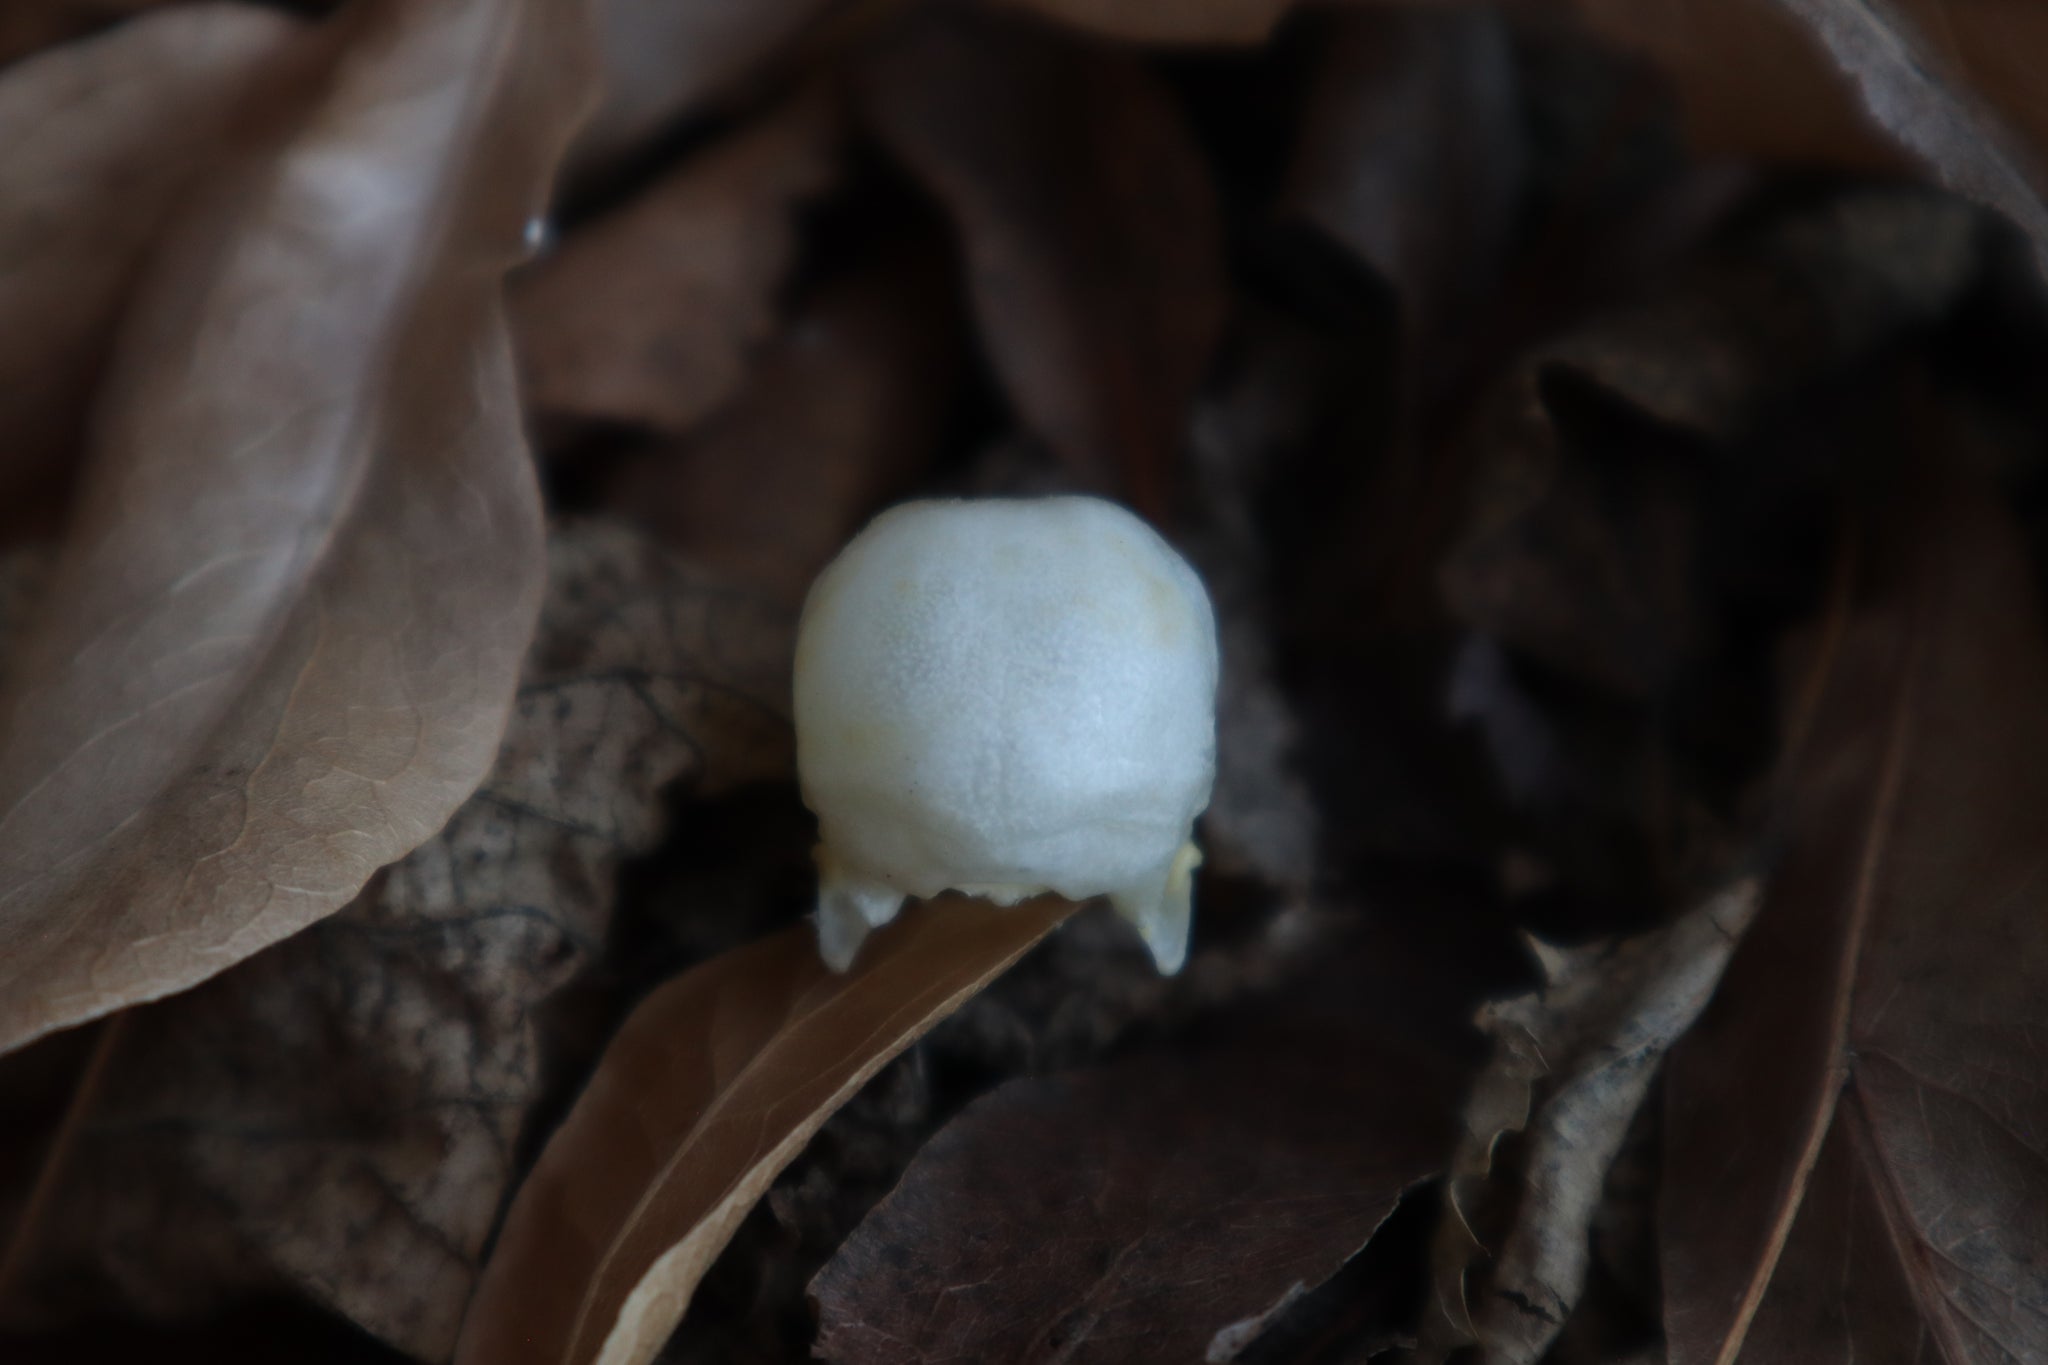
[793,496,1219,972]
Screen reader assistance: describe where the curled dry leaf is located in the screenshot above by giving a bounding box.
[596,239,962,604]
[0,4,295,525]
[1424,880,1759,1364]
[1661,474,2048,1363]
[0,0,599,1058]
[0,525,792,1358]
[454,895,1081,1365]
[515,91,843,438]
[859,6,1226,514]
[811,1027,1455,1365]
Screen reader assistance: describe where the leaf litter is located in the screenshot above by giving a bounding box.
[7,0,2048,1361]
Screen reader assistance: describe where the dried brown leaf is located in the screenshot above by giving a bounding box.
[515,92,843,437]
[572,0,837,179]
[0,0,598,1056]
[0,525,792,1358]
[453,895,1081,1365]
[993,0,1294,45]
[595,241,961,604]
[1661,475,2048,1363]
[0,4,296,527]
[859,7,1226,513]
[811,1013,1457,1364]
[1424,881,1759,1364]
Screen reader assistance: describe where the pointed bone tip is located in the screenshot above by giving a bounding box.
[1112,841,1201,976]
[814,858,906,972]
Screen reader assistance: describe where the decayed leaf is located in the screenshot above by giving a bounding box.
[1773,0,2048,277]
[993,0,1294,45]
[454,895,1081,1365]
[0,4,296,521]
[1661,476,2048,1363]
[811,994,1459,1365]
[571,0,836,179]
[595,239,962,604]
[0,525,792,1358]
[515,92,843,437]
[0,0,597,1057]
[859,6,1226,513]
[1424,881,1759,1363]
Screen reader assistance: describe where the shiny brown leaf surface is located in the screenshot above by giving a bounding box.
[454,895,1081,1365]
[0,0,598,1056]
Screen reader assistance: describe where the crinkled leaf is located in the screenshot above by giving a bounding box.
[515,91,843,437]
[1424,881,1758,1363]
[453,895,1081,1365]
[0,4,295,521]
[1662,475,2048,1364]
[0,0,598,1056]
[0,525,792,1358]
[859,6,1225,512]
